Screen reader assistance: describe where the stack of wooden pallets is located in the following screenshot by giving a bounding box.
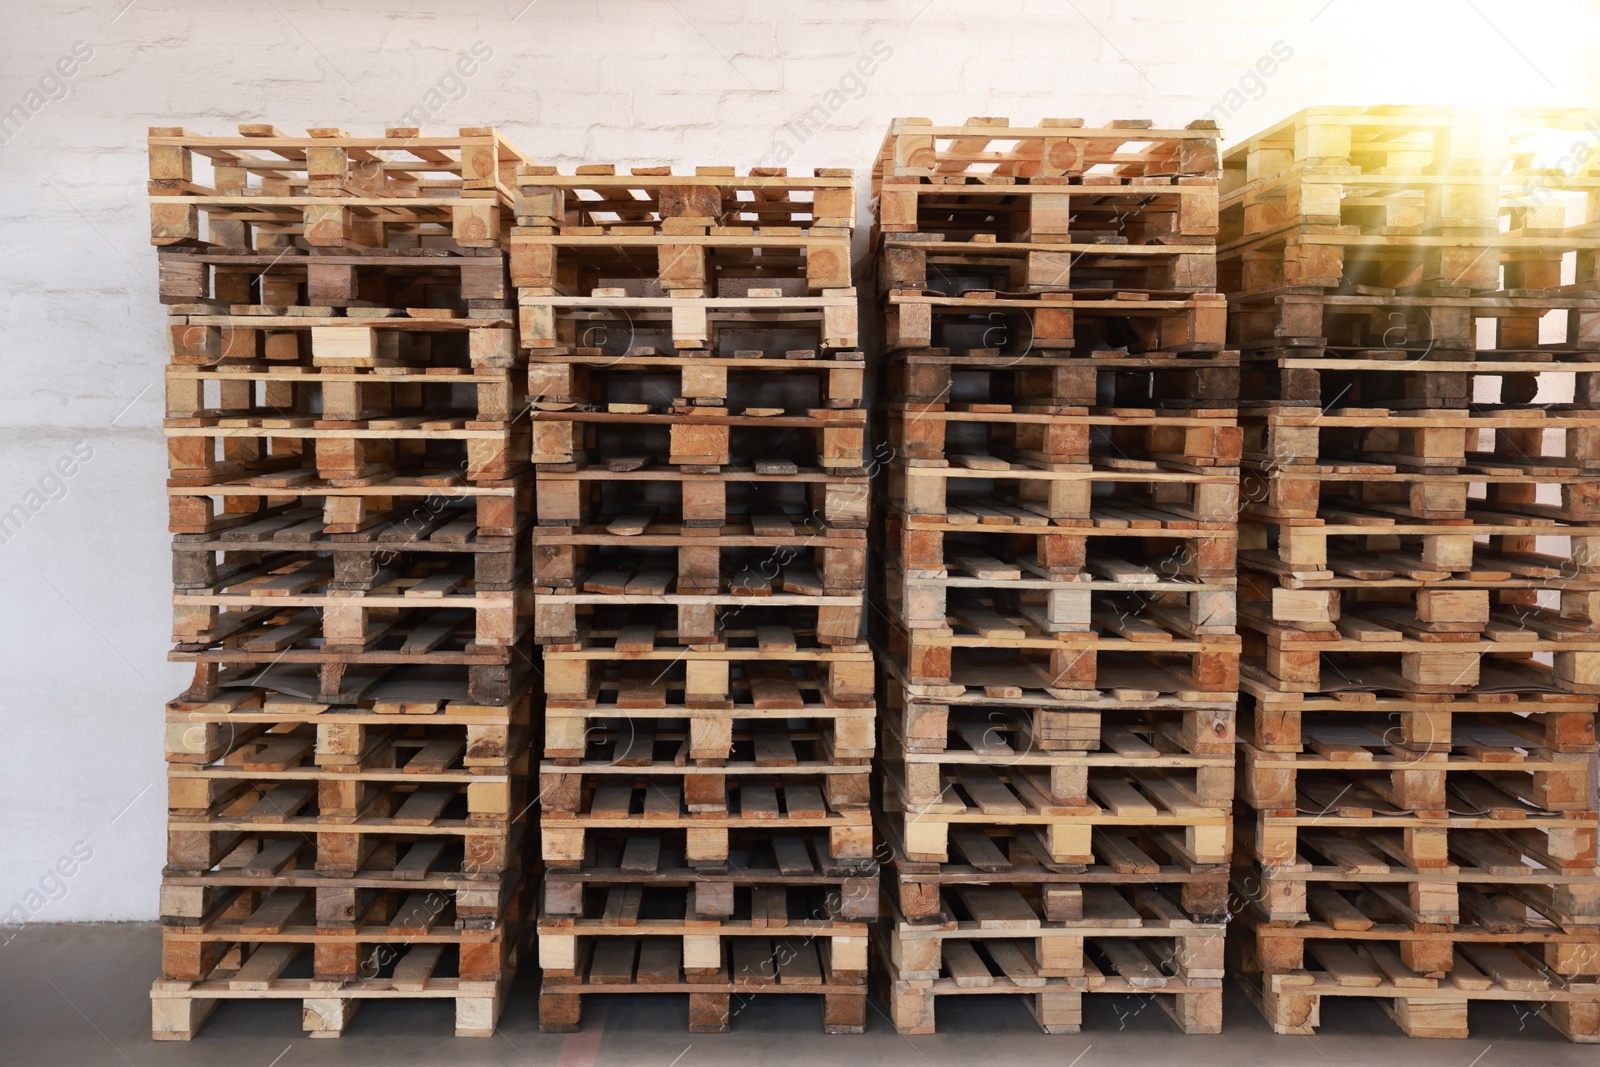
[146,126,537,1039]
[870,116,1240,1034]
[515,163,877,1033]
[1224,105,1600,1041]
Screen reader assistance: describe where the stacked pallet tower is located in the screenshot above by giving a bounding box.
[1223,106,1600,1040]
[870,117,1241,1034]
[514,163,878,1032]
[146,127,537,1038]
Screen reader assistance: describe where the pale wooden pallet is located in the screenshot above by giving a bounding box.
[1238,945,1600,1041]
[514,164,855,232]
[150,125,524,249]
[1240,808,1598,927]
[872,116,1221,190]
[877,814,1230,926]
[879,931,1223,1035]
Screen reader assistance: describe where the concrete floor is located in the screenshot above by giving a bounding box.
[2,923,1590,1065]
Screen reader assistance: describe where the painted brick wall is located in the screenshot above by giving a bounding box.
[2,0,1596,922]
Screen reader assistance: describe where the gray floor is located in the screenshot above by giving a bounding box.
[2,923,1590,1065]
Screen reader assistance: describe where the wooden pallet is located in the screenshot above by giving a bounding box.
[536,508,858,548]
[1242,458,1600,524]
[172,559,529,653]
[1243,808,1597,923]
[159,877,527,983]
[537,520,863,606]
[541,831,881,920]
[1229,288,1600,355]
[1241,741,1593,817]
[888,406,1241,470]
[1219,107,1600,298]
[884,565,1234,640]
[541,777,872,868]
[1240,508,1600,584]
[883,565,1235,641]
[1219,226,1600,296]
[166,775,530,877]
[542,745,869,816]
[531,406,867,471]
[875,175,1217,243]
[539,933,866,1033]
[884,703,1234,823]
[1242,348,1600,414]
[167,470,530,539]
[155,245,511,309]
[884,513,1236,586]
[515,164,855,231]
[548,709,870,768]
[530,348,864,406]
[1244,564,1600,633]
[520,291,859,352]
[1238,967,1600,1041]
[883,503,1237,587]
[888,459,1239,524]
[538,887,869,982]
[878,811,1229,924]
[887,879,1223,951]
[872,117,1220,186]
[165,725,531,814]
[1242,614,1600,696]
[542,630,872,705]
[1246,407,1600,475]
[1241,738,1598,823]
[880,926,1223,1035]
[149,125,524,249]
[883,713,1228,831]
[536,465,868,528]
[543,644,873,712]
[168,427,528,485]
[885,606,1240,697]
[175,541,522,612]
[886,672,1232,756]
[166,675,532,762]
[1220,107,1600,199]
[1241,583,1500,645]
[510,233,850,296]
[1237,895,1600,980]
[167,366,526,437]
[1240,684,1599,754]
[175,647,529,711]
[882,239,1214,294]
[166,309,517,373]
[152,949,518,1039]
[537,593,863,647]
[883,882,1226,1017]
[172,600,530,669]
[880,759,1228,867]
[890,346,1240,411]
[160,858,526,927]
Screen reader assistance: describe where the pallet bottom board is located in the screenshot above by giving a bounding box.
[1240,973,1600,1042]
[150,975,507,1039]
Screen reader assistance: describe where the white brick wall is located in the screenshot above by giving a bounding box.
[2,0,1596,922]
